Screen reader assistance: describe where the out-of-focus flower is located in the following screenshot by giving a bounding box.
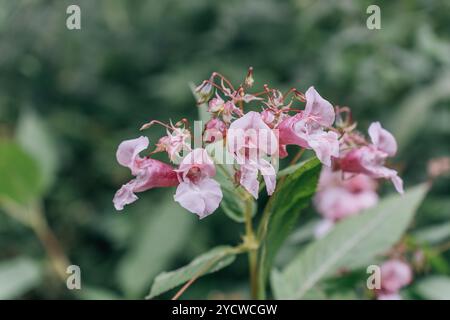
[376,259,412,300]
[340,122,403,193]
[427,156,450,179]
[279,87,339,166]
[227,111,278,198]
[174,148,223,218]
[313,167,378,237]
[113,137,179,210]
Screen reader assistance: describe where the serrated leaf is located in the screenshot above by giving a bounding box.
[16,109,59,190]
[0,257,42,299]
[0,141,43,204]
[414,276,450,300]
[258,157,321,290]
[147,246,237,299]
[117,197,195,297]
[271,184,428,299]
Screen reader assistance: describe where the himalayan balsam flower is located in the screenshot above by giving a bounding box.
[313,167,378,237]
[279,87,339,167]
[376,259,413,300]
[227,111,278,198]
[113,68,405,221]
[174,148,223,219]
[113,136,178,210]
[339,122,404,193]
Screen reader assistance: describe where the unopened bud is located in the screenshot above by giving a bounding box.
[244,67,254,88]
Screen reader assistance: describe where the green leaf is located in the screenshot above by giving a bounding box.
[413,222,450,245]
[389,71,450,151]
[117,196,195,297]
[258,157,321,290]
[414,276,450,300]
[147,246,237,299]
[0,141,43,204]
[271,184,429,299]
[16,109,59,190]
[0,257,42,299]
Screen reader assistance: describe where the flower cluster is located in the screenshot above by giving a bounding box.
[113,68,403,219]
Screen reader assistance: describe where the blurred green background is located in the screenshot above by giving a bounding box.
[0,0,449,299]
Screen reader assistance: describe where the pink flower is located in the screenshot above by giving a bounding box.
[208,93,243,123]
[156,127,191,162]
[204,118,226,143]
[174,148,223,218]
[278,87,339,166]
[227,111,278,198]
[113,137,178,210]
[313,168,378,237]
[314,168,379,221]
[339,122,404,193]
[380,259,413,293]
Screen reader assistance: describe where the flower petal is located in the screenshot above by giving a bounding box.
[368,122,397,157]
[113,182,139,211]
[174,178,223,218]
[116,136,149,174]
[307,131,339,167]
[304,87,335,127]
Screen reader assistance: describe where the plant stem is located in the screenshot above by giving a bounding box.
[243,196,259,299]
[25,203,70,282]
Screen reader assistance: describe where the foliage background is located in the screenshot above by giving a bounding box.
[0,0,449,299]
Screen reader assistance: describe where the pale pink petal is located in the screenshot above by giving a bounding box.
[368,122,397,157]
[113,182,138,211]
[390,174,404,194]
[228,111,278,155]
[307,131,339,167]
[240,164,259,199]
[258,159,276,195]
[304,87,335,127]
[116,136,149,174]
[174,178,223,218]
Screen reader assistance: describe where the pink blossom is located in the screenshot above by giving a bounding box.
[174,148,223,218]
[227,111,278,198]
[339,122,403,193]
[278,87,339,166]
[314,168,378,221]
[156,127,191,162]
[204,118,226,143]
[380,259,413,293]
[208,93,243,123]
[113,137,179,210]
[313,168,378,237]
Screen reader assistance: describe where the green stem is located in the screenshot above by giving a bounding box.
[243,196,259,299]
